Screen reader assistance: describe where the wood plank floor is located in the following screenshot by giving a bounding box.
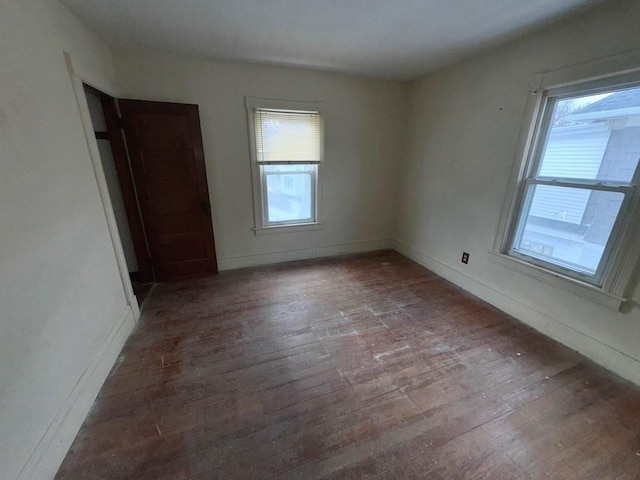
[55,250,640,479]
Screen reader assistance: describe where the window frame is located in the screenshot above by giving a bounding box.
[245,97,325,235]
[492,59,640,310]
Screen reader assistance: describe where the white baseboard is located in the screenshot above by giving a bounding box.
[392,239,640,387]
[218,239,393,270]
[18,306,137,480]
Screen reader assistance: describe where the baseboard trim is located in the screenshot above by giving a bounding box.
[17,305,137,480]
[218,239,394,270]
[392,239,640,387]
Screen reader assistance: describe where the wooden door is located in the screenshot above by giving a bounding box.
[119,100,217,281]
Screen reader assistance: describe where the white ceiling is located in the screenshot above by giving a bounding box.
[60,0,604,80]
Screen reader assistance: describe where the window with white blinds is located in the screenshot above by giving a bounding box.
[246,98,324,231]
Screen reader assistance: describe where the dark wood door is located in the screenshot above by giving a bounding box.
[119,100,217,281]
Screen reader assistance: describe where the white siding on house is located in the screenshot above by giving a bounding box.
[539,124,610,179]
[532,124,610,224]
[529,184,592,224]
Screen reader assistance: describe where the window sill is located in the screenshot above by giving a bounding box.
[253,222,325,236]
[488,251,626,311]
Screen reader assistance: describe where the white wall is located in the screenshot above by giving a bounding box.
[4,1,640,479]
[112,48,408,270]
[396,0,640,385]
[0,1,135,478]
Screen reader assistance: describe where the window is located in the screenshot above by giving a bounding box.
[495,68,640,308]
[246,98,323,232]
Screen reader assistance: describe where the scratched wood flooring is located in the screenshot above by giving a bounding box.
[55,250,640,479]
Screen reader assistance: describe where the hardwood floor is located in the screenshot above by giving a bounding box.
[55,251,640,479]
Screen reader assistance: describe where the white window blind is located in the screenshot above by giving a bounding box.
[254,109,321,163]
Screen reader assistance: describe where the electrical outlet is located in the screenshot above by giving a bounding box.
[461,252,470,264]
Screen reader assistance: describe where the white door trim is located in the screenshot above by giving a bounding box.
[64,52,140,320]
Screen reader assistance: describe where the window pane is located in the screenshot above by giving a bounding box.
[538,85,640,183]
[513,184,624,275]
[264,164,315,223]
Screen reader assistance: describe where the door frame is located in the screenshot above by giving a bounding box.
[84,85,154,283]
[64,52,140,319]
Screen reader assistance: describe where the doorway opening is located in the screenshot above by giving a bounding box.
[83,85,155,305]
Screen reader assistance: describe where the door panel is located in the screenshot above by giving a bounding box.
[144,151,198,181]
[119,100,217,281]
[150,184,200,215]
[100,94,153,283]
[158,234,210,263]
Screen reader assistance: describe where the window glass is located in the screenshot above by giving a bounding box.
[263,164,315,224]
[513,185,624,275]
[538,87,640,183]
